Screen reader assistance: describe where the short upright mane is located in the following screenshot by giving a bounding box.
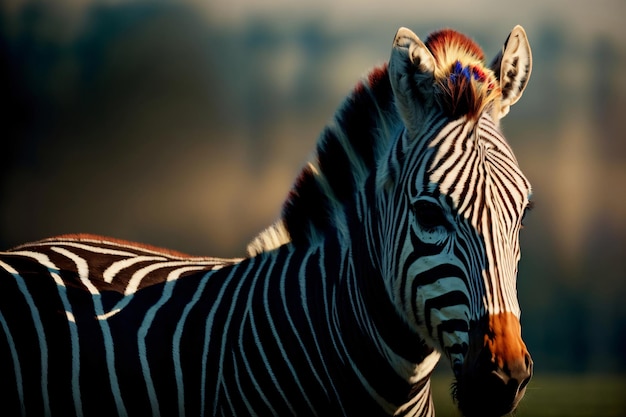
[425,29,500,119]
[282,66,396,244]
[247,65,398,255]
[247,29,501,256]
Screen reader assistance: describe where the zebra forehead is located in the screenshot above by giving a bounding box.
[426,115,530,216]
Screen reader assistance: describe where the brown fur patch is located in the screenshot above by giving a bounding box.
[484,312,529,369]
[37,233,197,258]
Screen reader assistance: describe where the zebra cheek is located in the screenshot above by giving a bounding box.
[414,276,470,350]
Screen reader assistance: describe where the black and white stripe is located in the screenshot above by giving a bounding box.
[0,234,436,416]
[1,25,534,417]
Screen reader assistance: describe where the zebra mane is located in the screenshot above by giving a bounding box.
[246,29,499,256]
[425,29,500,119]
[247,65,397,256]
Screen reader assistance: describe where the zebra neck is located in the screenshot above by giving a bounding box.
[320,233,438,411]
[278,65,398,249]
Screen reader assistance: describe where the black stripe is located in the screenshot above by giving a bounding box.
[424,291,470,338]
[318,128,355,203]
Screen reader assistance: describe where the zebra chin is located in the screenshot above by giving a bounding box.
[451,312,533,417]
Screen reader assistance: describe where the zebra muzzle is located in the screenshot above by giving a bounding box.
[454,312,533,417]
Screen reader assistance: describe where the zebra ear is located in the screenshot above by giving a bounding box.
[490,25,532,119]
[389,27,436,135]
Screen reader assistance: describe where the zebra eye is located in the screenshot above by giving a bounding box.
[412,200,448,230]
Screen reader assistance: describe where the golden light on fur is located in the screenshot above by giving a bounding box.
[425,29,501,120]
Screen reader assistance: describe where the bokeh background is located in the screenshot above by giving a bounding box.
[2,0,625,415]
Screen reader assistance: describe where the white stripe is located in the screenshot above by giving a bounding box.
[103,256,167,283]
[44,259,83,416]
[51,247,128,417]
[276,250,322,414]
[395,377,434,416]
[6,252,84,415]
[0,310,25,416]
[229,350,256,414]
[331,247,399,413]
[208,259,257,416]
[191,263,245,416]
[33,241,136,257]
[138,265,205,417]
[101,261,208,320]
[338,331,397,413]
[301,246,344,412]
[1,255,51,416]
[126,261,209,295]
[239,255,279,415]
[172,270,214,417]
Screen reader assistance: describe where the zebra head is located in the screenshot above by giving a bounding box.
[381,26,533,417]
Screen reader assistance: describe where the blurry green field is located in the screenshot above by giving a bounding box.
[430,374,626,417]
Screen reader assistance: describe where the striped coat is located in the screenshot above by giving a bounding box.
[1,25,534,417]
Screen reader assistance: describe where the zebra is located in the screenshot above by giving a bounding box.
[0,25,534,417]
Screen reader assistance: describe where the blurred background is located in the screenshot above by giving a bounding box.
[1,0,625,415]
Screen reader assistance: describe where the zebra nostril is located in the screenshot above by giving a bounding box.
[525,352,533,373]
[519,374,531,391]
[490,367,509,385]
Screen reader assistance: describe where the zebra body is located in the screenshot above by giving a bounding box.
[1,235,434,416]
[1,25,534,417]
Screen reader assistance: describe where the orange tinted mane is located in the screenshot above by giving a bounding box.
[39,233,197,258]
[425,29,500,119]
